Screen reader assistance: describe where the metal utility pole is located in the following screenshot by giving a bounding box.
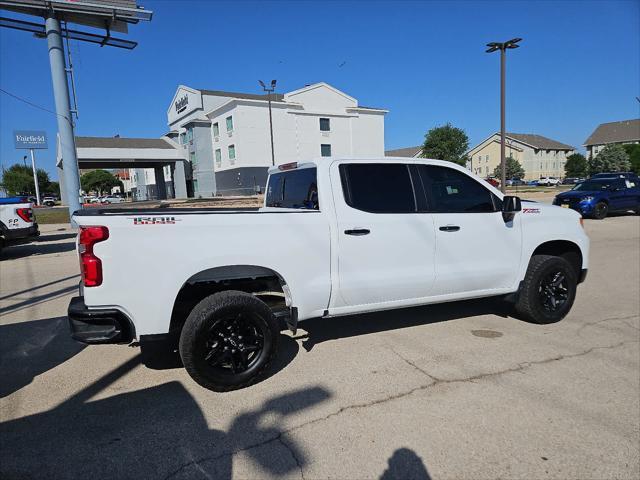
[46,14,81,216]
[486,38,522,193]
[259,80,277,166]
[30,149,40,205]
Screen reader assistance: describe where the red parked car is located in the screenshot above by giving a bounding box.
[485,178,500,188]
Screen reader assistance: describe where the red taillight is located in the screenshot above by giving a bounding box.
[79,226,109,287]
[16,207,33,223]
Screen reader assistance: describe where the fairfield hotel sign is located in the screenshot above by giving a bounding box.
[14,130,48,149]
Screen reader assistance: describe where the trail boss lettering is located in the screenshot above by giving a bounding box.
[131,216,178,225]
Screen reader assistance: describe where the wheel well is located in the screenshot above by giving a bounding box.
[168,265,287,337]
[532,241,582,277]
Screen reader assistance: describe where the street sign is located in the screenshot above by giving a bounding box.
[14,130,48,149]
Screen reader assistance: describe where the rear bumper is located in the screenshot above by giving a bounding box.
[67,296,135,344]
[2,224,40,242]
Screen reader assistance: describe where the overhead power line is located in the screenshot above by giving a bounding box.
[0,87,71,123]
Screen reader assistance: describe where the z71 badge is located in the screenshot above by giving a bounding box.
[130,216,179,225]
[522,208,541,214]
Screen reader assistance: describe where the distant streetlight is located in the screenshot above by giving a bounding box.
[486,37,522,193]
[259,79,277,166]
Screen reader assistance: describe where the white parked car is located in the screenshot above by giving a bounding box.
[539,176,561,186]
[42,196,57,207]
[0,199,39,254]
[101,195,124,204]
[68,158,590,391]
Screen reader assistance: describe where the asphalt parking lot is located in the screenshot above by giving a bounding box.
[1,211,638,479]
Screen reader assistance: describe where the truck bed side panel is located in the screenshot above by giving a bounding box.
[76,211,330,335]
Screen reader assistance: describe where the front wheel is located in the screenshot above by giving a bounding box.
[592,201,608,219]
[179,290,279,391]
[515,255,577,324]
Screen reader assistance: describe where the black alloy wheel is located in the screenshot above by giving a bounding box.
[538,271,569,313]
[203,313,265,374]
[515,254,577,324]
[593,202,608,220]
[180,290,279,391]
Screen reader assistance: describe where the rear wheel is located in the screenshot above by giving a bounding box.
[515,255,577,324]
[179,290,279,391]
[592,202,608,219]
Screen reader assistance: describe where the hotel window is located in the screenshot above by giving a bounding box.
[320,118,330,132]
[321,144,332,157]
[226,116,233,132]
[186,126,193,142]
[190,151,197,166]
[228,144,236,163]
[213,122,220,138]
[215,148,222,167]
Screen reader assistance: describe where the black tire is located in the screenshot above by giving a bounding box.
[592,201,608,219]
[515,255,577,324]
[179,290,279,392]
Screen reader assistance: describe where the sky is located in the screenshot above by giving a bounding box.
[1,0,639,178]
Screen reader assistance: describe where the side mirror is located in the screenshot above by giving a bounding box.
[502,195,522,222]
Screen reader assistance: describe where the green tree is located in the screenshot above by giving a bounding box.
[589,144,630,174]
[420,123,469,166]
[622,144,640,174]
[564,153,588,177]
[492,156,525,180]
[46,181,60,196]
[0,164,51,195]
[81,169,119,195]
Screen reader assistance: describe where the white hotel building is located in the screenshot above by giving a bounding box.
[164,82,387,196]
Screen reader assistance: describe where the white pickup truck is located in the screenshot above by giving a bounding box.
[68,158,589,391]
[0,198,39,254]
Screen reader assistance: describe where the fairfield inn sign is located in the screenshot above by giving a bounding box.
[14,130,48,149]
[175,95,188,113]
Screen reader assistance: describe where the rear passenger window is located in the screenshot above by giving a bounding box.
[266,167,319,209]
[340,163,416,213]
[417,165,497,213]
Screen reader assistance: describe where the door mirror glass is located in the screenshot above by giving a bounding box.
[502,195,521,222]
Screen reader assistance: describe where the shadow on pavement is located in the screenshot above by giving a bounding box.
[301,296,511,351]
[0,284,78,315]
[380,448,432,480]
[139,332,299,385]
[37,232,77,242]
[0,274,79,301]
[0,316,85,398]
[0,240,76,259]
[0,353,331,479]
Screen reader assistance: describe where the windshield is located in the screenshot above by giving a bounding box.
[572,180,613,191]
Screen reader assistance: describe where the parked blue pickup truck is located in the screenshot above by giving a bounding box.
[553,176,640,219]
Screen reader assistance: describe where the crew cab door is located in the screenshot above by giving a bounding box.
[329,162,436,312]
[415,165,523,296]
[610,178,638,211]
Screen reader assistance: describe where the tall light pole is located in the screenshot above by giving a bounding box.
[486,37,522,193]
[259,79,277,166]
